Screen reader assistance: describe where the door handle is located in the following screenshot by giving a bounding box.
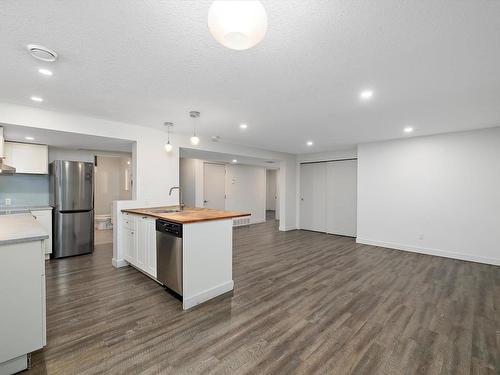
[301,198,304,201]
[204,200,208,203]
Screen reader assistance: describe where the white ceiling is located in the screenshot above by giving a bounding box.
[1,124,133,152]
[1,0,499,154]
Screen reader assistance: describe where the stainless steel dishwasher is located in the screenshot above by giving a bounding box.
[156,219,183,296]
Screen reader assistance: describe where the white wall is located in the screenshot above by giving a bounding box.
[357,127,500,266]
[180,158,267,224]
[226,164,266,224]
[48,148,95,163]
[179,158,196,207]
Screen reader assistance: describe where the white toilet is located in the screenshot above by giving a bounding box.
[95,214,113,230]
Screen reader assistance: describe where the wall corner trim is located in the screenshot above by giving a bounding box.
[356,237,500,267]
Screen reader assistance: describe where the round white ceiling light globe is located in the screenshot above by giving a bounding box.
[208,1,268,51]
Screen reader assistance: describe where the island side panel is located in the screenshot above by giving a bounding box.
[182,219,234,310]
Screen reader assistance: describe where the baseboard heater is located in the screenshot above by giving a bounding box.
[233,217,251,226]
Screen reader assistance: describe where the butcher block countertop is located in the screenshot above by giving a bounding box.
[122,206,250,224]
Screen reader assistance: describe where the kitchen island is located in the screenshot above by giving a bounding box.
[119,206,250,310]
[0,213,47,374]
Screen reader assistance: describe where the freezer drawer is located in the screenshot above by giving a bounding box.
[53,210,94,258]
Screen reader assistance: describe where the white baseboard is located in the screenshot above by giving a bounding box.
[279,225,297,231]
[0,354,28,374]
[112,258,128,268]
[356,237,500,266]
[183,280,234,310]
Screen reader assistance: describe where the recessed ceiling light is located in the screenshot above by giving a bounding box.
[25,136,35,141]
[404,126,414,133]
[359,89,374,100]
[38,68,53,76]
[31,96,43,102]
[240,123,248,129]
[306,141,314,146]
[232,159,238,163]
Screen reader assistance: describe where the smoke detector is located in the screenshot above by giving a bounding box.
[27,44,58,62]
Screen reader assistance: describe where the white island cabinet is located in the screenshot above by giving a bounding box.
[119,207,249,310]
[0,214,48,375]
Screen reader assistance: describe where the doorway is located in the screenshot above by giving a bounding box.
[203,162,226,210]
[94,154,132,245]
[266,169,279,222]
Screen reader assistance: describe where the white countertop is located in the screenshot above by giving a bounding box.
[0,213,49,245]
[0,205,52,211]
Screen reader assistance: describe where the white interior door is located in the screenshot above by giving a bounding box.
[326,160,357,237]
[300,163,326,232]
[275,169,280,220]
[203,163,226,210]
[266,169,277,210]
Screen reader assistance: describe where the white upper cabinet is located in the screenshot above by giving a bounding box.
[4,142,48,174]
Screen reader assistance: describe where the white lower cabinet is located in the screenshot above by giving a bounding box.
[124,228,136,263]
[143,218,157,278]
[31,209,52,256]
[0,240,46,373]
[122,214,157,278]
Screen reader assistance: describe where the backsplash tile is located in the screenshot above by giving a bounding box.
[0,174,50,207]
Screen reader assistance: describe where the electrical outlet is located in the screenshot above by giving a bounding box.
[4,198,11,206]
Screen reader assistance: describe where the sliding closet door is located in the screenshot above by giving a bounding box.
[300,163,326,232]
[326,160,357,237]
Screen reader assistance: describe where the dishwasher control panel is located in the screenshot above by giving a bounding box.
[156,219,183,237]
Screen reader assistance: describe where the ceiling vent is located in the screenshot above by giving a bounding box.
[27,44,58,62]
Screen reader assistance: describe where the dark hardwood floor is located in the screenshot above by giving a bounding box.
[29,220,499,374]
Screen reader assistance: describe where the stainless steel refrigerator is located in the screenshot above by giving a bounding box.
[49,160,94,258]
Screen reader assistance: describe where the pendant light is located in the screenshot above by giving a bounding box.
[163,122,174,152]
[208,1,268,51]
[189,111,200,145]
